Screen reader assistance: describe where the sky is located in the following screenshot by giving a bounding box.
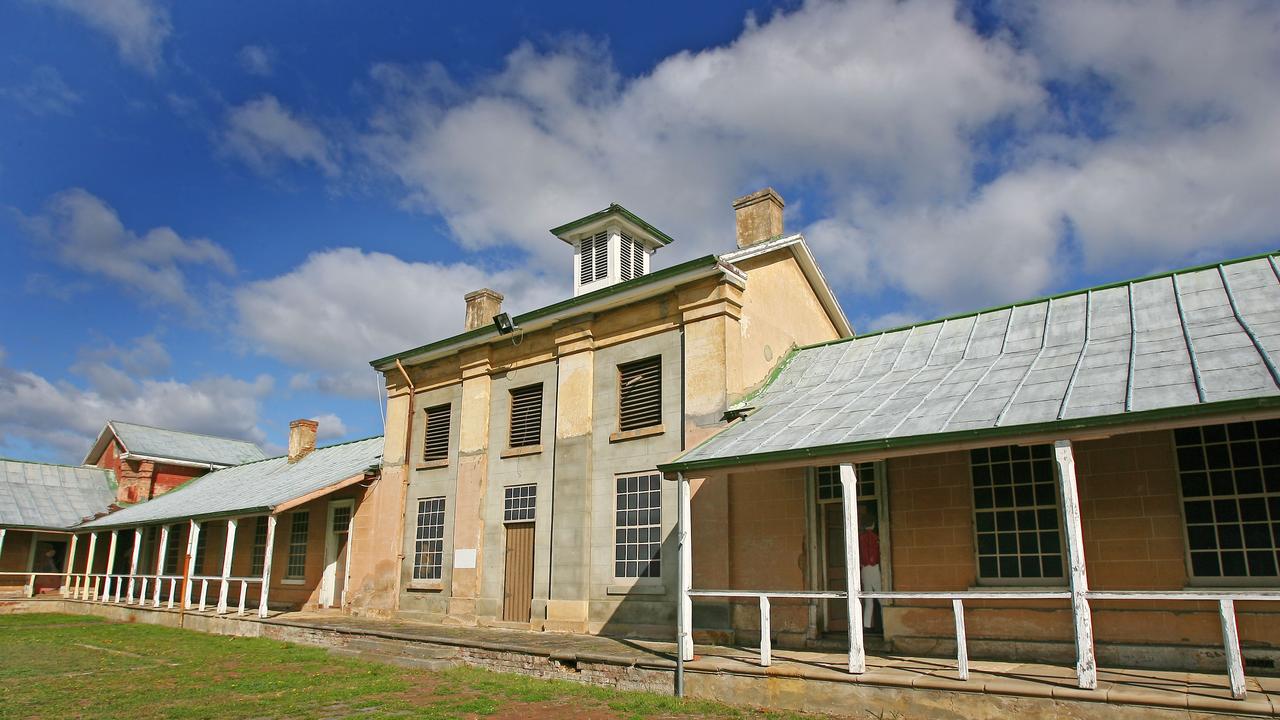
[1,0,1278,463]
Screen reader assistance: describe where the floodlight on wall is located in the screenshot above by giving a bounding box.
[492,312,518,335]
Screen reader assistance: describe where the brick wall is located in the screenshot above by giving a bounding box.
[884,429,1280,656]
[724,467,809,639]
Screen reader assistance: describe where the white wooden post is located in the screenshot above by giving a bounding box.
[952,599,969,680]
[127,528,142,602]
[103,530,119,603]
[238,580,248,616]
[184,520,200,609]
[258,515,277,618]
[82,532,98,599]
[759,595,772,667]
[839,463,865,674]
[154,525,169,606]
[63,534,79,596]
[0,527,6,562]
[1219,599,1247,700]
[677,474,694,662]
[217,518,237,614]
[1053,440,1097,690]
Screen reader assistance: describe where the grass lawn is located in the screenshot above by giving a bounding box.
[0,613,823,720]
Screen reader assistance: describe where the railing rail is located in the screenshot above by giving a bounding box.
[686,587,1280,700]
[70,571,264,616]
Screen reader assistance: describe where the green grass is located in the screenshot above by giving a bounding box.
[0,613,817,720]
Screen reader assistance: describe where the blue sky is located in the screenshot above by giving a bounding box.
[2,0,1278,462]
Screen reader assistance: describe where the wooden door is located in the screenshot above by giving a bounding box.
[502,523,535,622]
[823,504,848,632]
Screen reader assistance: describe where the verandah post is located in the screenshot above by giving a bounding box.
[63,534,78,596]
[103,530,119,603]
[258,514,277,618]
[677,474,693,662]
[183,520,200,609]
[838,463,865,674]
[83,532,98,599]
[127,528,142,602]
[1053,439,1097,690]
[217,518,237,614]
[154,524,169,606]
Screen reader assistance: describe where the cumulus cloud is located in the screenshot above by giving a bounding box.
[0,353,272,463]
[350,0,1280,315]
[42,0,170,75]
[310,413,348,440]
[222,95,338,176]
[237,44,273,76]
[234,247,561,396]
[358,0,1040,271]
[19,188,235,313]
[0,65,82,116]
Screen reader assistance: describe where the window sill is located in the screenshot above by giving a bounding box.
[501,445,542,459]
[609,425,665,444]
[607,581,666,596]
[415,459,449,470]
[281,578,306,585]
[407,580,444,592]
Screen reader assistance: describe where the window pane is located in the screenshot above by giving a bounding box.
[971,444,1064,581]
[614,472,662,578]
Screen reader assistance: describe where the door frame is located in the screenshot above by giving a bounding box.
[808,461,891,634]
[320,499,355,609]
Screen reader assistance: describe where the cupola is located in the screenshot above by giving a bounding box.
[550,203,674,297]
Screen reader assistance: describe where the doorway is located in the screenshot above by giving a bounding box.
[29,536,68,594]
[814,462,888,636]
[320,500,354,609]
[501,522,535,622]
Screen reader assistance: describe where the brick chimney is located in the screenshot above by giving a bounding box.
[732,187,785,248]
[464,288,504,331]
[288,419,318,463]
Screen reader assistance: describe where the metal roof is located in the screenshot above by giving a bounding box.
[0,460,117,530]
[665,253,1280,472]
[84,421,267,468]
[79,436,383,528]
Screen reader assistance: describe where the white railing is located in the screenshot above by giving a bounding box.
[686,588,1280,701]
[70,572,264,616]
[0,571,74,597]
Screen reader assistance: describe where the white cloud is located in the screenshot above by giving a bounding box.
[19,188,235,313]
[234,247,561,395]
[42,0,170,75]
[310,413,348,440]
[350,0,1279,315]
[0,354,272,463]
[358,0,1041,271]
[222,95,338,177]
[0,65,82,116]
[237,44,273,76]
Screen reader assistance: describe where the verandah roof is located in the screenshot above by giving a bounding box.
[78,436,383,529]
[663,253,1280,473]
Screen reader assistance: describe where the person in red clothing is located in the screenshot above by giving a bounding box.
[858,504,881,632]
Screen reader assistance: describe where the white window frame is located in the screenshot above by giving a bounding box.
[614,471,663,579]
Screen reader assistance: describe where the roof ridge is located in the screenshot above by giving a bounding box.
[109,420,264,447]
[0,457,114,472]
[232,434,385,466]
[799,249,1280,353]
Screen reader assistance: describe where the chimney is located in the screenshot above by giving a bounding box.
[464,288,504,331]
[732,187,785,248]
[288,419,318,463]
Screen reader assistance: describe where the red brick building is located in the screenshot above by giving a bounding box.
[84,421,267,503]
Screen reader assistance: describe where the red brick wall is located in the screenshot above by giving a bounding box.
[884,430,1280,651]
[153,464,203,496]
[724,467,809,637]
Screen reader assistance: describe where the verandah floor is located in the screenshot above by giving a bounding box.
[8,597,1280,717]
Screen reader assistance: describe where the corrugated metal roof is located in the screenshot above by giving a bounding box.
[79,436,383,528]
[667,254,1280,471]
[106,421,267,466]
[0,460,117,530]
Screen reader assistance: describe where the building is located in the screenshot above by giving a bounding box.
[72,420,382,614]
[84,420,267,503]
[0,459,117,596]
[660,250,1280,691]
[348,189,851,635]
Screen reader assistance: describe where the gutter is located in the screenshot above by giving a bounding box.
[370,255,732,370]
[120,452,224,471]
[659,395,1280,474]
